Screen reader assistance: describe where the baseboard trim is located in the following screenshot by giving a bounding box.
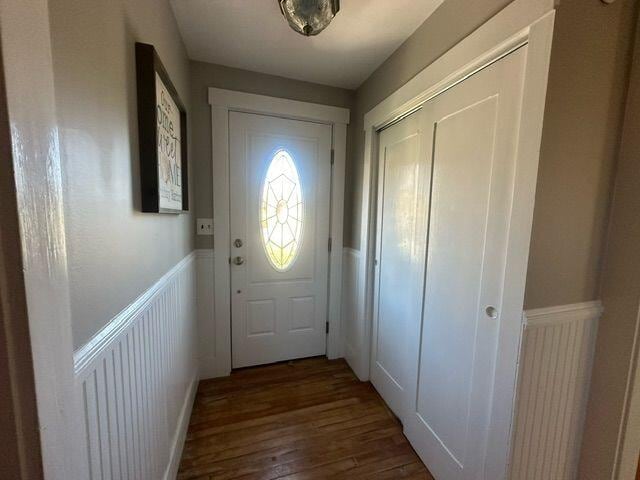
[164,370,199,480]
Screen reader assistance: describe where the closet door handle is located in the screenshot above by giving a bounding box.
[233,256,245,266]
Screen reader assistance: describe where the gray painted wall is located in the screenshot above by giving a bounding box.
[48,0,194,349]
[580,11,640,478]
[189,61,355,250]
[346,0,638,310]
[525,0,637,309]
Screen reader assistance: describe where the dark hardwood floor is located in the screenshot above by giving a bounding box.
[178,357,433,479]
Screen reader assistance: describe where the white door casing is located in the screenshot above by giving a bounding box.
[403,46,527,480]
[370,110,431,421]
[229,112,332,368]
[209,89,349,376]
[353,2,555,477]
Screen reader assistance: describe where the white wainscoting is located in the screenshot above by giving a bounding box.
[196,249,216,379]
[340,245,601,478]
[73,251,199,480]
[510,301,603,480]
[342,248,367,379]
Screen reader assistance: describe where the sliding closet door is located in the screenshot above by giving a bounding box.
[404,47,527,480]
[370,111,431,420]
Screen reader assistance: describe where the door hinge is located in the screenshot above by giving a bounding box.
[326,322,330,334]
[330,149,335,165]
[328,237,332,253]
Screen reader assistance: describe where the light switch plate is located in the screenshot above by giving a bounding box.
[197,218,213,236]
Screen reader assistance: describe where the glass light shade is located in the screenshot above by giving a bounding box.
[278,0,340,36]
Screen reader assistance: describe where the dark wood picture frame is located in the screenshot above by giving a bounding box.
[135,42,188,213]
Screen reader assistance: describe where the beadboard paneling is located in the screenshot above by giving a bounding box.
[74,252,198,480]
[196,249,217,379]
[342,248,366,379]
[510,301,602,480]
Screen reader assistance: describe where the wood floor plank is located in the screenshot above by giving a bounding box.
[178,357,434,480]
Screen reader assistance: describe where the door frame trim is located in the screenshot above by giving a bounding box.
[209,88,350,376]
[354,0,555,476]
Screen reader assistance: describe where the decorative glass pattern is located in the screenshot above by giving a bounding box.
[260,150,303,271]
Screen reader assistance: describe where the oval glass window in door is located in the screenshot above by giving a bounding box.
[260,150,304,271]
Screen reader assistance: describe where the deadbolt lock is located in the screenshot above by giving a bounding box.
[234,238,243,248]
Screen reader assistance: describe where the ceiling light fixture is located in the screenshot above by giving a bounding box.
[278,0,340,37]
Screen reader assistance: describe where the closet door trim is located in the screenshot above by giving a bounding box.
[351,0,556,476]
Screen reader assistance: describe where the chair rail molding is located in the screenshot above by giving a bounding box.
[510,301,603,479]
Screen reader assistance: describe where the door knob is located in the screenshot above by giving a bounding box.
[233,256,245,265]
[485,306,498,319]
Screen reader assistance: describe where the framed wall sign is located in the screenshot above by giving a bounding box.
[135,42,188,213]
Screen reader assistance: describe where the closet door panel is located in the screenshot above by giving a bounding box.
[405,47,527,480]
[370,110,431,420]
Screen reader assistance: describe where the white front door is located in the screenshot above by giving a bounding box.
[404,47,527,479]
[229,112,332,368]
[370,110,431,420]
